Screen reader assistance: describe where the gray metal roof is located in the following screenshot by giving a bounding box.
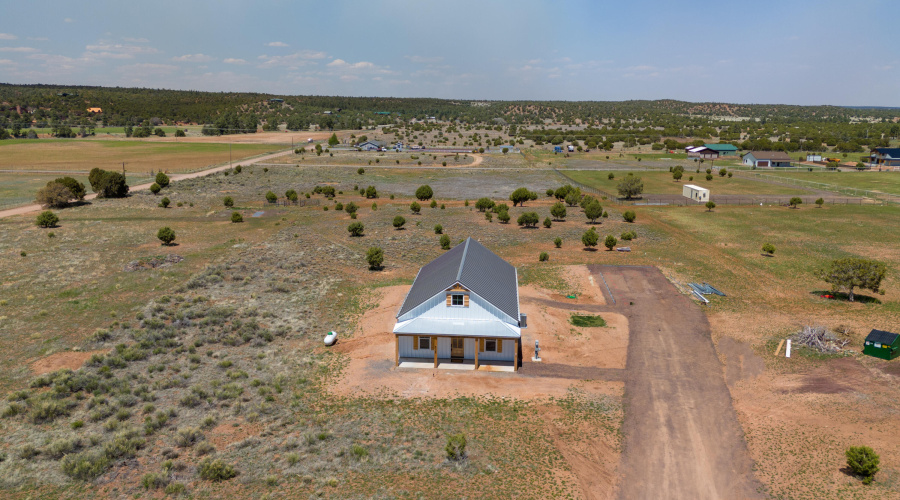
[397,238,519,321]
[393,317,520,338]
[865,329,899,345]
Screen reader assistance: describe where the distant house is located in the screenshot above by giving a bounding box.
[863,329,900,360]
[686,146,718,159]
[682,184,710,202]
[869,147,900,167]
[393,238,522,371]
[357,140,386,151]
[704,143,739,156]
[806,154,823,162]
[268,98,284,103]
[742,151,792,168]
[86,107,102,114]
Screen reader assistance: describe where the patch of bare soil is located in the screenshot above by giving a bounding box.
[717,336,765,387]
[330,285,625,400]
[30,350,105,375]
[208,420,264,449]
[543,404,619,500]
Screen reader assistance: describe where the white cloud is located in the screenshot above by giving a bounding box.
[327,59,374,69]
[405,55,443,64]
[64,18,74,23]
[83,42,159,59]
[0,47,39,53]
[123,37,149,43]
[172,53,214,63]
[340,74,359,81]
[267,41,289,47]
[257,50,327,69]
[27,37,49,41]
[223,58,247,65]
[0,59,15,65]
[0,33,17,40]
[116,62,178,74]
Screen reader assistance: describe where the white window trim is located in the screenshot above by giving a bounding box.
[450,294,465,307]
[418,337,431,350]
[484,339,497,352]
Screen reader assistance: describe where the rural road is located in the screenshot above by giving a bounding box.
[589,265,764,500]
[0,149,294,220]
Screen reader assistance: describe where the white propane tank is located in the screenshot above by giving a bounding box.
[324,331,337,346]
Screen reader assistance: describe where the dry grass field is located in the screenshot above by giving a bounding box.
[0,161,898,498]
[0,140,286,175]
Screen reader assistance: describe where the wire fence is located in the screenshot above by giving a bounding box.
[733,170,900,205]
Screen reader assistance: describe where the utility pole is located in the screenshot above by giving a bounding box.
[229,142,232,168]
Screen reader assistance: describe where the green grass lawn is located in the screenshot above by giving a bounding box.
[763,171,900,196]
[0,173,153,208]
[563,170,811,196]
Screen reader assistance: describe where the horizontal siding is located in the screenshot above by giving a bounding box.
[398,335,434,358]
[478,339,516,361]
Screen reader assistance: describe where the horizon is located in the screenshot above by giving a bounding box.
[1,0,898,107]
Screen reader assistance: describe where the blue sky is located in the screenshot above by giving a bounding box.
[0,0,897,106]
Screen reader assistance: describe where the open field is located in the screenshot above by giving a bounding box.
[764,170,900,196]
[0,140,288,174]
[0,163,898,498]
[563,169,814,196]
[0,173,154,209]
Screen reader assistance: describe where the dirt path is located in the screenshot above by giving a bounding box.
[0,149,293,220]
[589,265,764,500]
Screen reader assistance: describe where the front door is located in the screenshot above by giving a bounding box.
[451,338,464,361]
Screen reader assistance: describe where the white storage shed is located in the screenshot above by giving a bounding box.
[682,184,710,202]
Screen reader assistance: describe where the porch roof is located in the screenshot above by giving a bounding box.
[393,317,521,338]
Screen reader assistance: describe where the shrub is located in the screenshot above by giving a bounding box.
[439,234,451,250]
[517,212,539,228]
[705,201,716,212]
[231,212,243,223]
[198,458,237,481]
[61,450,111,480]
[485,211,492,222]
[234,165,241,173]
[150,183,161,195]
[351,444,369,460]
[430,200,438,209]
[616,175,643,199]
[550,202,567,220]
[410,201,421,214]
[581,228,599,249]
[175,427,204,448]
[415,185,434,200]
[141,472,169,490]
[36,210,59,228]
[608,173,614,180]
[348,222,365,237]
[789,197,803,208]
[29,399,72,423]
[554,237,562,248]
[365,186,378,198]
[36,182,75,208]
[393,215,406,229]
[155,172,170,188]
[475,197,495,212]
[223,196,234,208]
[539,252,549,262]
[497,210,510,224]
[159,197,170,208]
[706,174,713,181]
[620,231,635,241]
[815,197,825,207]
[543,217,552,228]
[366,247,384,270]
[285,189,298,202]
[265,191,277,203]
[445,434,467,461]
[622,210,636,222]
[846,446,880,484]
[372,202,378,211]
[157,227,176,246]
[762,243,775,255]
[718,168,727,177]
[357,167,365,175]
[344,201,358,214]
[604,235,618,251]
[584,200,603,223]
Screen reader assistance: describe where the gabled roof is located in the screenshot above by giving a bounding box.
[873,147,900,158]
[358,140,386,147]
[865,329,899,345]
[747,151,792,161]
[704,143,738,152]
[685,146,710,153]
[397,238,518,321]
[683,184,708,191]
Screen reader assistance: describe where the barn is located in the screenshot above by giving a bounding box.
[682,184,710,202]
[863,329,900,360]
[686,146,719,159]
[704,143,739,156]
[393,238,522,371]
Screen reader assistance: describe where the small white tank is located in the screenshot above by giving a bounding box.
[324,331,337,346]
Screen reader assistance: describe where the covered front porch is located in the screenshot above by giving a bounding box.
[397,357,516,372]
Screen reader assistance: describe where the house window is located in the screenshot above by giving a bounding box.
[418,337,431,350]
[451,294,464,306]
[485,339,497,352]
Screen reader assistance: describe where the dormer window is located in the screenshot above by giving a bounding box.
[451,294,464,306]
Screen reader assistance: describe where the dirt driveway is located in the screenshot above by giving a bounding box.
[590,265,764,500]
